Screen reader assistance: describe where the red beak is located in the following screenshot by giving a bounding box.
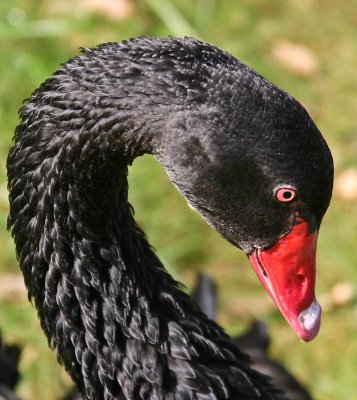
[248,215,321,342]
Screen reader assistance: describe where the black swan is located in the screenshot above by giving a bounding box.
[192,274,313,400]
[7,37,333,399]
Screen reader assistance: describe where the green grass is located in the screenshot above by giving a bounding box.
[1,0,356,399]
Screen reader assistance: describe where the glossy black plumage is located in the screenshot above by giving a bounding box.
[7,37,333,399]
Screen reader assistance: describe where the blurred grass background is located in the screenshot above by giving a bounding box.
[0,0,356,399]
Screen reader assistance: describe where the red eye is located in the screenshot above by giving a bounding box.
[275,187,297,202]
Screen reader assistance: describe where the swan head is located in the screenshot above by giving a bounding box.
[156,68,333,341]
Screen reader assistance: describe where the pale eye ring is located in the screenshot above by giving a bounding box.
[275,187,297,202]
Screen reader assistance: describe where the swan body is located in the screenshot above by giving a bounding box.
[234,322,313,400]
[192,274,313,400]
[7,37,333,399]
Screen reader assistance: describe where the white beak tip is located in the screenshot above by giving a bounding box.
[298,299,322,341]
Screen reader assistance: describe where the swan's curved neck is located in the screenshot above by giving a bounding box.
[8,57,203,399]
[8,40,279,399]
